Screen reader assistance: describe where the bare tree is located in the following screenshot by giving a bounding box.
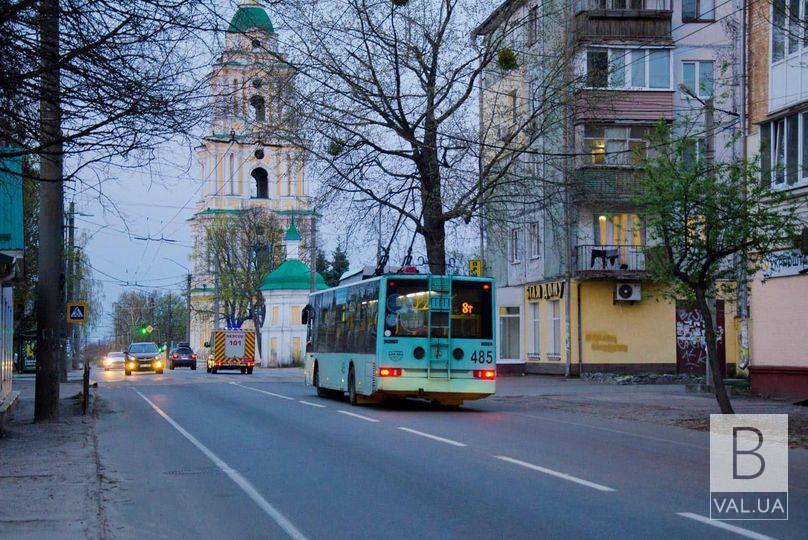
[270,0,568,273]
[194,207,285,358]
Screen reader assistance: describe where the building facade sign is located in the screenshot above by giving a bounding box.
[762,249,808,279]
[525,280,565,301]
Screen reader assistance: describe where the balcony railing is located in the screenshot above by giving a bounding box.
[576,244,647,274]
[576,0,671,12]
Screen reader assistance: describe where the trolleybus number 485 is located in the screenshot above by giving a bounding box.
[470,350,494,363]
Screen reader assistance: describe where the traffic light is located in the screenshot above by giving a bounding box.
[139,326,148,335]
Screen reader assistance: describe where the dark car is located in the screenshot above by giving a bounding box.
[169,346,197,370]
[125,342,165,376]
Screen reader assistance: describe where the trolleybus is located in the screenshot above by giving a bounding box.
[303,274,496,406]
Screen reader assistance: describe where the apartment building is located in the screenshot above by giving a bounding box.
[745,0,808,399]
[475,0,741,374]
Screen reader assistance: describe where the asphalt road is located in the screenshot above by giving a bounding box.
[94,368,808,540]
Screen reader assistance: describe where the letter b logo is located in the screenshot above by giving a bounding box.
[733,427,765,480]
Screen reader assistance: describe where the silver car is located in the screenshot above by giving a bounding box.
[103,351,126,371]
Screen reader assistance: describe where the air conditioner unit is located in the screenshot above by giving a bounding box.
[614,282,641,302]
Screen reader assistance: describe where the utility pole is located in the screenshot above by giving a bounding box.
[167,292,173,351]
[310,212,317,292]
[35,0,63,422]
[186,273,192,343]
[67,201,79,370]
[213,264,220,331]
[705,97,716,390]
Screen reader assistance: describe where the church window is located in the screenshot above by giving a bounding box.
[254,148,264,160]
[250,95,266,122]
[252,167,269,199]
[228,154,236,195]
[252,78,263,89]
[232,78,238,114]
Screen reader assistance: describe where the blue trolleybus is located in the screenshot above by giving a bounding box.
[303,274,496,406]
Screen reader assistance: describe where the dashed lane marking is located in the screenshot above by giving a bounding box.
[135,390,307,540]
[676,513,776,540]
[229,382,294,400]
[397,427,467,447]
[337,410,380,423]
[299,400,326,408]
[495,455,616,492]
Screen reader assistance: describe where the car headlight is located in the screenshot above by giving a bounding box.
[104,358,111,366]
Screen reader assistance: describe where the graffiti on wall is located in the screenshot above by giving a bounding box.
[675,301,725,374]
[585,331,628,353]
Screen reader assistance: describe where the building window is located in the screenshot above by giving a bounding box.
[529,222,541,258]
[228,154,236,195]
[771,0,807,62]
[682,61,713,97]
[547,300,561,357]
[250,95,266,122]
[271,306,279,326]
[529,302,540,356]
[291,306,301,325]
[499,307,521,361]
[761,113,808,188]
[682,0,715,21]
[586,48,670,89]
[252,167,269,199]
[682,138,707,170]
[584,125,649,165]
[595,213,643,246]
[527,6,539,46]
[510,228,521,263]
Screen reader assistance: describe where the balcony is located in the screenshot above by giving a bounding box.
[576,244,647,276]
[573,166,644,203]
[574,0,672,43]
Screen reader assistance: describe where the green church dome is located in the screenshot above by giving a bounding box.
[259,259,328,291]
[228,4,275,34]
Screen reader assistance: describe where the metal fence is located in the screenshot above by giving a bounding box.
[576,244,647,273]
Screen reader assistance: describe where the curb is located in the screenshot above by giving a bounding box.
[0,390,20,437]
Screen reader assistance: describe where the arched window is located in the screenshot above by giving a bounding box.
[252,167,269,199]
[228,154,235,195]
[250,95,265,122]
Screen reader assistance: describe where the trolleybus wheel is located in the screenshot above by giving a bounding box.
[314,365,328,398]
[348,366,358,406]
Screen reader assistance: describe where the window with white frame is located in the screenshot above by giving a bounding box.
[547,300,561,357]
[529,302,541,356]
[682,61,714,98]
[682,0,715,21]
[586,48,671,89]
[499,307,521,361]
[762,112,808,188]
[584,125,650,165]
[510,228,521,263]
[771,0,806,63]
[682,137,707,170]
[529,222,541,258]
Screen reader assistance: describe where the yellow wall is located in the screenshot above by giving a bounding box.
[521,279,740,370]
[576,281,674,365]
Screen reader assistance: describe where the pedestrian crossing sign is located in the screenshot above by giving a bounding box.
[67,302,88,324]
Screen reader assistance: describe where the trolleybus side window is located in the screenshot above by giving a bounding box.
[312,282,379,354]
[451,280,494,339]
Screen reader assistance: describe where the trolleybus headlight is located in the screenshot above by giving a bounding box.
[413,346,425,360]
[378,367,402,377]
[452,348,464,360]
[473,369,496,380]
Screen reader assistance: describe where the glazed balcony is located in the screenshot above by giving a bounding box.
[575,0,673,43]
[573,166,644,203]
[574,90,674,123]
[576,244,647,276]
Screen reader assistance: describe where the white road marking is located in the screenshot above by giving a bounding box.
[299,400,326,408]
[495,455,615,492]
[230,382,294,401]
[677,513,776,540]
[397,427,467,447]
[135,391,307,540]
[337,410,380,423]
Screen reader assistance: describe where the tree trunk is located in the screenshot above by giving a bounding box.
[419,146,446,274]
[34,0,63,423]
[695,291,734,414]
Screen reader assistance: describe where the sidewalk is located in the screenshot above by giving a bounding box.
[0,375,105,540]
[491,375,808,447]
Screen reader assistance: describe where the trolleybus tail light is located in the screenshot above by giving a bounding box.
[473,369,496,380]
[378,367,402,377]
